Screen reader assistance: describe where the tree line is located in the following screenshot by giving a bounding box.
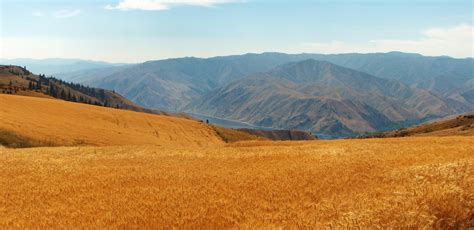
[31,74,119,108]
[1,66,121,109]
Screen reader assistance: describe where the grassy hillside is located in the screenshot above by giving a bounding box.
[0,94,223,147]
[210,125,266,143]
[238,128,317,140]
[369,113,474,138]
[0,137,472,228]
[0,129,57,148]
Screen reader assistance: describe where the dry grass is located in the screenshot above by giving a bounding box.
[373,113,474,138]
[0,136,472,228]
[211,125,265,142]
[0,129,57,148]
[0,94,222,147]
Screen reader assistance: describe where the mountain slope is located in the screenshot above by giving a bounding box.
[307,52,473,95]
[0,94,223,147]
[82,54,307,110]
[186,60,472,138]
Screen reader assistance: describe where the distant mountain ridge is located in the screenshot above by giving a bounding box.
[186,60,472,138]
[58,52,473,110]
[79,54,305,110]
[0,58,124,76]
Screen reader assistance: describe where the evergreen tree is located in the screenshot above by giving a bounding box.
[60,90,66,99]
[49,84,57,97]
[36,79,42,91]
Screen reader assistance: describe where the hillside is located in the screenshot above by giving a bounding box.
[1,137,472,228]
[369,113,474,138]
[186,60,471,138]
[0,65,166,115]
[0,94,224,147]
[238,129,317,140]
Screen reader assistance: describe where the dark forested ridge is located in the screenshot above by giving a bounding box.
[0,65,165,115]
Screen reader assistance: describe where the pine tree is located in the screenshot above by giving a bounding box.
[49,84,57,97]
[60,90,66,99]
[36,79,42,91]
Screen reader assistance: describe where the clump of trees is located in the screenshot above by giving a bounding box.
[34,74,111,106]
[1,66,122,109]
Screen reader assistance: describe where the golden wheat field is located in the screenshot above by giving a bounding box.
[0,94,223,147]
[1,137,473,228]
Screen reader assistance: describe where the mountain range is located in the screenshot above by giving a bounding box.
[3,52,472,138]
[186,60,471,138]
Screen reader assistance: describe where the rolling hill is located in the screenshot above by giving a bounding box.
[186,60,472,138]
[0,94,225,147]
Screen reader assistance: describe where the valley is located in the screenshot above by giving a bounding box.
[187,59,470,137]
[27,52,472,138]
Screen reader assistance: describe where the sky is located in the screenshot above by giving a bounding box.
[1,0,473,63]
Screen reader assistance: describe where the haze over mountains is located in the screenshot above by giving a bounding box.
[2,52,473,138]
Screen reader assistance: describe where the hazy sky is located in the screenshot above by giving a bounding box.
[1,0,473,63]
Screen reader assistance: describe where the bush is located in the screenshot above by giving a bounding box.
[0,129,56,148]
